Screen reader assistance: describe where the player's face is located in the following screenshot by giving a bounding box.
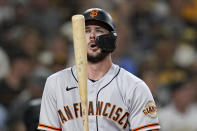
[85,24,109,63]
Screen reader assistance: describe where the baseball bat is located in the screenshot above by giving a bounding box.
[72,15,89,131]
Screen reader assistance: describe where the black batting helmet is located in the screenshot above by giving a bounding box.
[83,8,117,52]
[83,8,116,32]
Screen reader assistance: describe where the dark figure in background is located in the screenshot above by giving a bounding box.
[23,98,41,131]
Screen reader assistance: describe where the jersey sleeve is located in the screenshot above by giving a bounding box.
[128,81,160,131]
[38,76,62,131]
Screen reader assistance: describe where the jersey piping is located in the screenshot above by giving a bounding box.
[38,123,62,131]
[131,123,160,131]
[96,67,121,131]
[71,68,78,82]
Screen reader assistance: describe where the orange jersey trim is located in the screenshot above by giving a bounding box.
[38,123,62,131]
[131,123,160,131]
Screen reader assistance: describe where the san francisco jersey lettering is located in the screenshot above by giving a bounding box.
[38,64,160,131]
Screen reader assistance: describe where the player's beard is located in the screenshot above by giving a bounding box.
[87,49,110,63]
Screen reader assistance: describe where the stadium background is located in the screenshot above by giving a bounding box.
[0,0,197,130]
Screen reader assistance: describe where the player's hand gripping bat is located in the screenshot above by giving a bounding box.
[72,15,89,131]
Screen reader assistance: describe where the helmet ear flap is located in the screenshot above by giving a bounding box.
[95,32,117,52]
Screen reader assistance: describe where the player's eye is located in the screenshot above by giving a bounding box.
[85,29,91,34]
[96,29,104,34]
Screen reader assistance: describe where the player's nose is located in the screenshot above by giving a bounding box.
[89,30,96,40]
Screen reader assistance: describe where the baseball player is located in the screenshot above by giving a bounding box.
[38,8,160,131]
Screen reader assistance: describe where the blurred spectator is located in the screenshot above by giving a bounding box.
[129,0,156,51]
[50,0,79,21]
[0,104,7,130]
[49,34,70,72]
[189,64,197,102]
[0,51,32,109]
[19,27,45,61]
[173,44,196,68]
[0,47,10,79]
[155,38,177,69]
[2,2,28,42]
[77,0,94,11]
[23,98,41,131]
[182,0,197,24]
[112,22,137,74]
[38,34,71,73]
[6,117,26,131]
[5,67,50,131]
[159,79,197,131]
[0,2,27,48]
[0,50,32,130]
[26,0,62,38]
[0,0,14,24]
[114,0,135,23]
[8,67,50,120]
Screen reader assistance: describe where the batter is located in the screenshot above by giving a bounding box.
[38,8,160,131]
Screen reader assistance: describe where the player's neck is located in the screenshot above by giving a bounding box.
[88,55,112,81]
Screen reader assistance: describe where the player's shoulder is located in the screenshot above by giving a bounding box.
[42,67,74,93]
[47,66,73,81]
[118,66,143,84]
[116,65,150,93]
[114,64,152,101]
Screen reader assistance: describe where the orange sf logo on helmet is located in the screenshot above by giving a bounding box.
[90,10,99,18]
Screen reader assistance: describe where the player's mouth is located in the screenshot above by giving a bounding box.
[89,42,99,50]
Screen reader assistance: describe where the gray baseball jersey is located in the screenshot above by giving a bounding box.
[38,64,160,131]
